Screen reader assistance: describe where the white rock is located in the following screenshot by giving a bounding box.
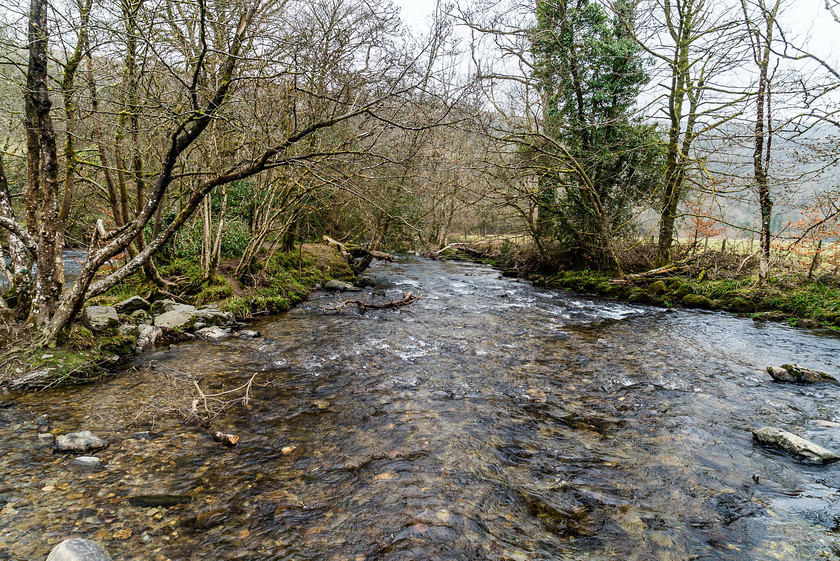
[46,539,112,561]
[753,426,840,464]
[55,431,108,454]
[70,456,102,468]
[195,326,231,341]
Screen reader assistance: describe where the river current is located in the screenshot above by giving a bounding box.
[2,257,840,560]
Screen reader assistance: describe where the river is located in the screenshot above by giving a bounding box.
[2,257,840,560]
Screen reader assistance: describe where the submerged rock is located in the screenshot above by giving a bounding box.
[55,431,108,454]
[767,364,840,385]
[127,494,191,507]
[238,329,260,339]
[46,539,112,561]
[82,306,119,332]
[70,456,102,469]
[752,426,840,464]
[114,295,150,314]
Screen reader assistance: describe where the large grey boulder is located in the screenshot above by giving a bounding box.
[82,306,119,332]
[136,324,162,350]
[46,539,112,561]
[752,426,840,464]
[767,364,839,386]
[194,308,234,326]
[114,295,150,314]
[154,309,197,331]
[55,431,108,454]
[195,326,231,341]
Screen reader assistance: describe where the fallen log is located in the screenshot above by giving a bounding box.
[322,236,393,273]
[213,431,240,447]
[320,291,420,313]
[434,242,486,258]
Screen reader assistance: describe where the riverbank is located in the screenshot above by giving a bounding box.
[0,244,360,391]
[435,242,840,332]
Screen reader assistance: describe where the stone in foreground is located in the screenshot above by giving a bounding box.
[55,431,108,454]
[70,456,102,469]
[766,364,840,385]
[752,426,840,464]
[46,539,112,561]
[195,326,231,341]
[154,309,197,331]
[82,306,119,332]
[324,279,360,292]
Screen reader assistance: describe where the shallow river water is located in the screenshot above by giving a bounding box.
[3,258,840,560]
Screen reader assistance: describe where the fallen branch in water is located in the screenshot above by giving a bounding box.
[434,242,486,258]
[319,291,420,313]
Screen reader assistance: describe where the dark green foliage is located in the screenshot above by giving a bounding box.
[530,0,661,268]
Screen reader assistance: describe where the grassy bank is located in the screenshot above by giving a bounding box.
[0,244,357,390]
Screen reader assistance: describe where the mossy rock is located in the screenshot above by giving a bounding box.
[628,289,653,304]
[649,280,668,295]
[819,311,838,323]
[728,297,754,313]
[667,280,683,291]
[582,280,599,292]
[673,287,692,300]
[682,294,713,309]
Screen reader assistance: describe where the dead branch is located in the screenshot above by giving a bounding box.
[434,242,487,258]
[322,235,394,273]
[319,291,420,313]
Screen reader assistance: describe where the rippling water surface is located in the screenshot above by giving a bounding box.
[3,258,840,560]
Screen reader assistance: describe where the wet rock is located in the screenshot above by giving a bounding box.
[238,329,260,339]
[38,433,56,446]
[193,508,230,529]
[127,494,191,507]
[129,309,153,325]
[356,276,376,287]
[627,290,652,304]
[70,456,102,469]
[154,309,197,331]
[195,326,231,341]
[82,306,119,332]
[9,369,53,390]
[136,325,162,350]
[194,308,234,326]
[767,364,839,385]
[325,279,360,292]
[752,426,840,464]
[114,296,151,314]
[35,414,49,426]
[55,431,108,454]
[130,431,155,440]
[46,538,112,561]
[150,299,185,315]
[709,492,762,525]
[682,294,713,309]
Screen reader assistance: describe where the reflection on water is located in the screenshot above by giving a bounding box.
[2,258,840,560]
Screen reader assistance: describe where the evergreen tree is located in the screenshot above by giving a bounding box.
[530,0,660,269]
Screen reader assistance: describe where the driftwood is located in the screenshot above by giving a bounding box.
[320,291,420,313]
[212,431,240,447]
[434,242,486,258]
[322,236,393,273]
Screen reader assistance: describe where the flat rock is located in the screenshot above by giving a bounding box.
[71,456,102,469]
[150,300,196,316]
[9,369,53,390]
[195,326,231,341]
[752,426,840,464]
[55,431,108,454]
[129,309,153,325]
[46,539,112,561]
[114,295,151,314]
[82,306,119,332]
[154,309,197,331]
[127,494,191,507]
[237,329,260,339]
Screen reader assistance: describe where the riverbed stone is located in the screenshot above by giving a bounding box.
[71,456,102,469]
[114,295,151,314]
[752,426,840,464]
[118,323,140,339]
[150,299,196,316]
[136,325,163,350]
[154,309,197,331]
[46,539,112,561]
[194,308,234,326]
[55,431,108,454]
[237,329,260,339]
[82,306,119,332]
[129,309,153,325]
[195,326,231,341]
[767,364,840,385]
[9,369,53,389]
